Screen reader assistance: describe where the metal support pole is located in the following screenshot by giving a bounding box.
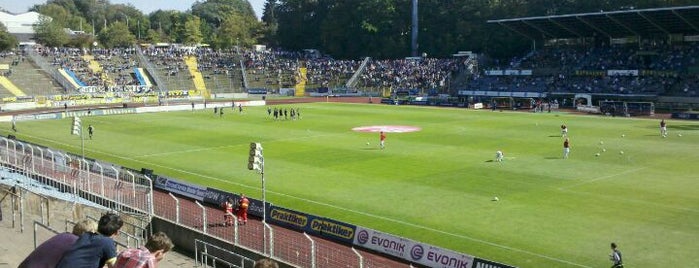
[26,144,34,173]
[195,200,207,233]
[144,175,154,217]
[19,187,24,233]
[126,171,136,205]
[304,232,316,268]
[264,222,274,257]
[352,247,364,268]
[262,167,267,255]
[95,163,104,196]
[168,193,180,223]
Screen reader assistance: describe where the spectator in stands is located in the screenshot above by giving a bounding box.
[254,258,279,268]
[18,219,97,268]
[114,231,174,268]
[57,213,124,268]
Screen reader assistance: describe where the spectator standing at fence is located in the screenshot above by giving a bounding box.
[563,138,571,159]
[18,219,97,268]
[660,119,668,138]
[609,242,624,268]
[237,194,250,225]
[254,258,279,268]
[57,213,124,268]
[223,197,235,226]
[114,232,174,268]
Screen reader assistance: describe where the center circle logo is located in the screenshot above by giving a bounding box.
[356,230,369,244]
[410,244,424,261]
[352,125,422,133]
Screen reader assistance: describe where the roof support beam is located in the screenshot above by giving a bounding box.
[605,14,639,36]
[637,12,670,34]
[672,9,699,32]
[521,20,556,39]
[576,16,612,38]
[497,22,537,41]
[548,18,583,37]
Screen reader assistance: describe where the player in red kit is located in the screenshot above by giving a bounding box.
[563,138,570,159]
[380,131,386,149]
[237,194,250,225]
[223,197,235,226]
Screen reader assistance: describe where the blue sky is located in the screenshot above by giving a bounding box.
[0,0,266,19]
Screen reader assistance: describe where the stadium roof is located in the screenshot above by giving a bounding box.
[488,6,699,40]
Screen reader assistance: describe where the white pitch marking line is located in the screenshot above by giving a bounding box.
[558,167,647,190]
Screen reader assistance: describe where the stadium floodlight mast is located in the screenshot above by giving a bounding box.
[247,142,267,254]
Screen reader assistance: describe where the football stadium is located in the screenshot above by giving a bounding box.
[1,1,699,268]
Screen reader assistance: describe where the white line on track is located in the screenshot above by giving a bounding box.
[25,133,592,267]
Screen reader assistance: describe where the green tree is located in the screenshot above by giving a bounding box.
[98,21,135,48]
[149,10,183,43]
[67,32,95,48]
[0,22,18,51]
[144,28,162,43]
[182,16,204,45]
[34,15,70,47]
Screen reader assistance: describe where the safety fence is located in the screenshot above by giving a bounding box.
[194,239,256,268]
[0,136,154,217]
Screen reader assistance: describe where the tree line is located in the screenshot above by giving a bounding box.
[0,0,695,59]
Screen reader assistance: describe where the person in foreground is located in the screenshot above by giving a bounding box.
[18,219,97,268]
[254,258,279,268]
[57,213,124,268]
[115,232,174,268]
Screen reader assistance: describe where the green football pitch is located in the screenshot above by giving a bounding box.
[7,103,699,267]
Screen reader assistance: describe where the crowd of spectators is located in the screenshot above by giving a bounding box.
[90,48,141,88]
[25,42,699,97]
[37,46,150,93]
[38,47,101,87]
[359,58,462,91]
[467,42,699,96]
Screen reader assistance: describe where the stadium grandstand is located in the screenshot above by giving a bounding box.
[452,5,699,113]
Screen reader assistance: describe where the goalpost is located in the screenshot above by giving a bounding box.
[626,102,655,116]
[491,97,514,109]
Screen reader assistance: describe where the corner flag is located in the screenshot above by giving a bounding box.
[72,116,81,136]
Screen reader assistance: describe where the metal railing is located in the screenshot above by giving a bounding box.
[194,239,255,268]
[24,47,73,92]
